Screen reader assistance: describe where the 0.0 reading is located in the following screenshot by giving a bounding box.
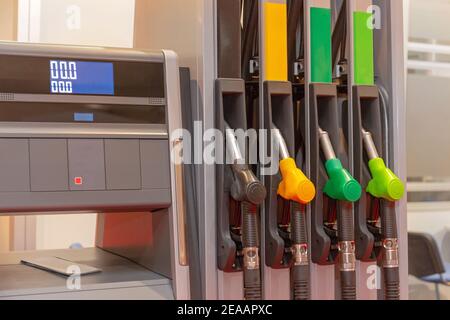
[49,59,114,95]
[50,60,77,94]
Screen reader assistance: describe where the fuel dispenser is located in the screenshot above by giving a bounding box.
[302,0,362,300]
[0,42,192,299]
[136,0,408,300]
[216,0,266,300]
[330,0,405,300]
[273,126,315,300]
[262,1,317,301]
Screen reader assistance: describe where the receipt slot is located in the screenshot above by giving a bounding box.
[0,42,190,299]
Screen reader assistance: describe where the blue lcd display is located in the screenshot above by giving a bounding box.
[50,60,114,95]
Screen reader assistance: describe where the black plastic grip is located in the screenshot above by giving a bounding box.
[384,267,400,300]
[338,205,354,242]
[381,201,398,239]
[291,202,307,244]
[291,202,310,300]
[292,265,310,300]
[340,270,357,300]
[242,201,262,300]
[244,269,262,300]
[381,201,400,299]
[242,202,258,248]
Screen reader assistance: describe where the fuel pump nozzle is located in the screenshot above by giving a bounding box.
[225,122,265,300]
[273,128,316,204]
[361,128,404,300]
[319,128,362,202]
[319,127,361,300]
[225,124,266,205]
[272,126,315,300]
[362,129,404,202]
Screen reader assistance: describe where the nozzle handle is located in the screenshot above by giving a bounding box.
[323,159,362,202]
[231,164,267,205]
[278,158,316,204]
[366,158,404,201]
[224,122,267,205]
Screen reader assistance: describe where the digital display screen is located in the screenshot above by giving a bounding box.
[0,55,164,98]
[50,60,114,95]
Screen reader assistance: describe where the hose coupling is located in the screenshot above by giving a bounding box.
[291,243,309,266]
[382,238,399,268]
[338,241,356,272]
[243,247,260,270]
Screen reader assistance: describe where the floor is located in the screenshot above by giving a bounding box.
[409,275,450,300]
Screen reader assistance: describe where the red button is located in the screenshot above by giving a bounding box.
[74,177,83,185]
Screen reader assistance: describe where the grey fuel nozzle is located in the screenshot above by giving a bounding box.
[225,122,267,205]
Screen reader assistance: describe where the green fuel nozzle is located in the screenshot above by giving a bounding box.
[324,158,362,202]
[362,129,404,202]
[319,128,362,202]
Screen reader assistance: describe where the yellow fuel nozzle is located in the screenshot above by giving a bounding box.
[277,158,316,204]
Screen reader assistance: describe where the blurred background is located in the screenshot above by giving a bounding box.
[0,0,449,300]
[406,0,450,300]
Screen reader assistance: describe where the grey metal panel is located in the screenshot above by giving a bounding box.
[0,189,170,214]
[140,140,171,190]
[179,67,202,299]
[375,0,409,300]
[0,250,167,289]
[0,248,174,300]
[0,42,165,63]
[0,123,168,139]
[68,139,106,191]
[98,210,172,279]
[105,139,141,190]
[0,94,164,106]
[1,285,174,300]
[29,139,69,191]
[0,139,30,192]
[162,50,191,299]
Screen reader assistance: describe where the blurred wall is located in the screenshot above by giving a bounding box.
[31,0,135,46]
[409,0,450,42]
[134,0,199,72]
[0,0,17,252]
[407,74,450,178]
[0,0,17,41]
[407,0,450,266]
[407,0,450,178]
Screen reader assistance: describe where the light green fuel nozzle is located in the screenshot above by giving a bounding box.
[366,158,404,201]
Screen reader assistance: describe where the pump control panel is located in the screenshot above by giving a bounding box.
[0,42,178,214]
